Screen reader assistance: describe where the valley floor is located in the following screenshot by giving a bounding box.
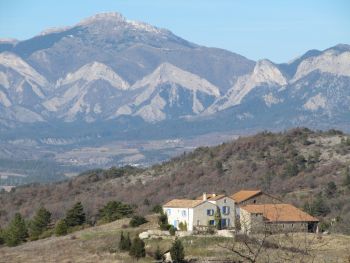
[0,215,349,263]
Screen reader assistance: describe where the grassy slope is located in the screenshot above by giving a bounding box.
[0,215,349,263]
[0,128,350,232]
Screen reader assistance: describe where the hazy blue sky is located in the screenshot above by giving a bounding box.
[0,0,349,62]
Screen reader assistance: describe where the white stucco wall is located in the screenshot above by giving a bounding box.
[163,207,192,230]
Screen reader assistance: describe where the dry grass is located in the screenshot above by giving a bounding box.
[0,215,349,263]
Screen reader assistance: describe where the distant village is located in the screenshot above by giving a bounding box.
[162,190,319,235]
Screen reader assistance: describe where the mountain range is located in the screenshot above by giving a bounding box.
[1,12,349,134]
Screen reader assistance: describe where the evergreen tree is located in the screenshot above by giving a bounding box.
[158,211,170,230]
[65,202,86,227]
[98,201,133,223]
[170,238,185,263]
[214,208,222,230]
[129,236,146,260]
[119,231,131,251]
[154,245,163,260]
[325,182,337,197]
[0,227,4,245]
[28,207,51,240]
[55,219,68,236]
[4,213,28,247]
[343,166,350,189]
[129,215,148,227]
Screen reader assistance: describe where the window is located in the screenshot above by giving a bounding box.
[222,206,230,215]
[181,210,187,217]
[224,199,227,203]
[207,209,214,216]
[166,209,171,215]
[253,199,256,204]
[209,220,215,226]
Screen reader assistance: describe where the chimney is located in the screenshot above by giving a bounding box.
[203,192,207,201]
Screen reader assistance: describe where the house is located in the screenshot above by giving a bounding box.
[240,204,319,234]
[163,193,235,231]
[231,190,281,217]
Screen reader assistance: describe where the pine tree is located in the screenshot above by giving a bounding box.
[154,245,163,260]
[119,231,131,251]
[65,202,86,227]
[55,219,68,236]
[170,238,185,263]
[4,213,28,247]
[0,227,4,245]
[98,201,133,223]
[214,208,222,230]
[158,211,170,230]
[343,166,350,189]
[28,207,51,240]
[129,236,146,260]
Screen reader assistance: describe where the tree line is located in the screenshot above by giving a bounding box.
[0,200,147,247]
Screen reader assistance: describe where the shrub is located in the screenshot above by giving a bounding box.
[170,238,185,263]
[129,215,148,227]
[129,236,146,260]
[3,213,28,247]
[178,221,187,231]
[169,225,176,236]
[152,204,163,214]
[55,219,68,236]
[65,202,86,227]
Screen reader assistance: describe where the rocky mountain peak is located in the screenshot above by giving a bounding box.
[252,59,287,86]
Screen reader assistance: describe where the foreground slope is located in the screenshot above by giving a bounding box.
[0,215,349,263]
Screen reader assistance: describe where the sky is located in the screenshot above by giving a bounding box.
[0,0,349,63]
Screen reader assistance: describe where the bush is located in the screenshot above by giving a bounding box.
[170,238,185,263]
[178,222,187,231]
[169,225,176,236]
[129,215,148,227]
[152,204,163,214]
[129,236,146,260]
[119,231,131,251]
[55,219,68,236]
[3,213,28,247]
[98,201,133,223]
[65,202,86,227]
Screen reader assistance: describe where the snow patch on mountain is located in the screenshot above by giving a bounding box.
[292,51,350,82]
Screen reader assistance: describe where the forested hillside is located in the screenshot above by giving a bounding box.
[1,128,349,233]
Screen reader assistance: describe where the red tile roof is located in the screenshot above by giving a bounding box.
[231,190,262,203]
[163,199,206,208]
[241,204,319,222]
